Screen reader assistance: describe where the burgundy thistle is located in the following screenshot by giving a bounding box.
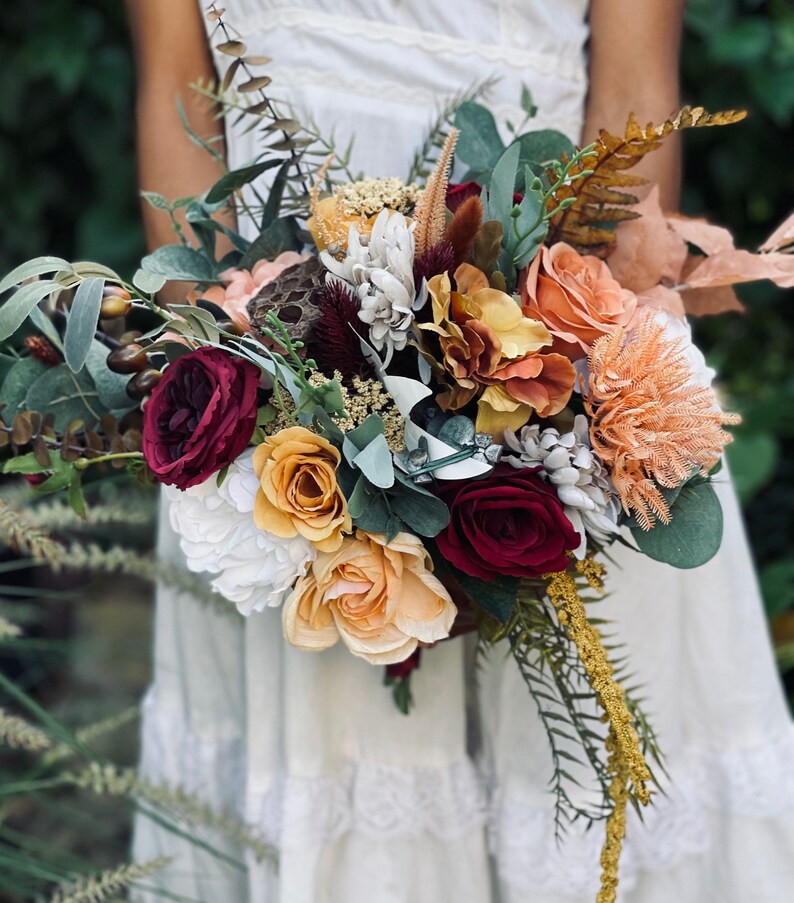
[435,464,581,580]
[310,280,369,379]
[142,346,259,490]
[413,240,456,287]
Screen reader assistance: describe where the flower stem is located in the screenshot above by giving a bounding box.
[73,452,144,471]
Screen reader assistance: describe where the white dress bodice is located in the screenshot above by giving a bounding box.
[219,0,589,178]
[132,4,794,902]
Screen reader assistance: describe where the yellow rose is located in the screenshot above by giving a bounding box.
[253,426,352,553]
[306,196,378,252]
[283,530,457,664]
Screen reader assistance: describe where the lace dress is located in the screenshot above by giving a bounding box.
[133,2,794,901]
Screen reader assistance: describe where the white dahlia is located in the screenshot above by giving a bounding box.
[504,415,621,557]
[166,451,315,615]
[321,208,417,364]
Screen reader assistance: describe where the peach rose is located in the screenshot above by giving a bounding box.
[283,530,457,664]
[521,242,637,360]
[253,427,352,553]
[188,252,309,330]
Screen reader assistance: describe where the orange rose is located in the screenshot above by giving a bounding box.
[521,242,638,360]
[283,530,457,664]
[253,427,352,552]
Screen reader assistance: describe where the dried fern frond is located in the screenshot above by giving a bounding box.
[49,857,172,903]
[70,763,277,865]
[414,128,459,255]
[0,707,52,752]
[547,106,747,255]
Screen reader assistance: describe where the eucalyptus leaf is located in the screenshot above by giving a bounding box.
[349,432,394,489]
[133,268,167,295]
[0,280,62,342]
[84,340,135,414]
[0,256,71,295]
[64,277,104,372]
[25,364,100,432]
[0,357,47,417]
[27,305,64,351]
[448,567,519,624]
[453,102,506,171]
[141,245,214,282]
[630,479,724,569]
[486,143,521,229]
[390,474,450,537]
[512,130,575,185]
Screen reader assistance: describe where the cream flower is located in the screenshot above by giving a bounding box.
[283,530,457,664]
[321,208,417,365]
[166,451,315,615]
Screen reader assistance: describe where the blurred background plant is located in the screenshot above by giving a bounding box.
[0,0,792,898]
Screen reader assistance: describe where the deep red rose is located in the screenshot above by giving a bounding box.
[435,464,580,580]
[386,648,423,681]
[446,181,524,213]
[142,346,259,490]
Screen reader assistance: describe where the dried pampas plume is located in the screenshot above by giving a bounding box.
[414,128,459,256]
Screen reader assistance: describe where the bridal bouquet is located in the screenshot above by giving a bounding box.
[3,15,794,897]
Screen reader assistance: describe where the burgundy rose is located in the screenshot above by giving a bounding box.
[386,648,423,681]
[435,464,580,580]
[142,346,259,490]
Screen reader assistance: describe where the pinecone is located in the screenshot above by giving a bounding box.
[247,256,326,344]
[24,335,60,366]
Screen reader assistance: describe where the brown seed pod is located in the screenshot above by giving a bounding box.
[126,368,162,401]
[107,343,148,374]
[100,296,132,319]
[24,335,60,366]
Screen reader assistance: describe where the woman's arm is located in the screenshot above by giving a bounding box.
[583,0,685,211]
[125,0,228,252]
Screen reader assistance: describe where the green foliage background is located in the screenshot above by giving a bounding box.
[0,0,792,676]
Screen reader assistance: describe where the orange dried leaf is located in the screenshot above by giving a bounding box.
[548,106,747,256]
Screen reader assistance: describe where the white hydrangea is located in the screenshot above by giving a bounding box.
[652,308,716,388]
[166,451,315,615]
[504,415,621,558]
[321,208,417,365]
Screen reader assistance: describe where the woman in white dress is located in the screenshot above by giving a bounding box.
[126,1,794,901]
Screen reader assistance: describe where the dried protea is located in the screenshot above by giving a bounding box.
[310,281,369,379]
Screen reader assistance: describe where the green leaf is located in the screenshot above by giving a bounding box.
[141,245,214,282]
[511,171,548,268]
[449,567,519,624]
[133,268,167,295]
[37,456,75,493]
[0,256,71,295]
[167,305,220,343]
[3,452,50,475]
[0,357,47,416]
[630,479,724,569]
[140,191,170,211]
[27,305,64,351]
[390,474,450,537]
[239,217,301,271]
[351,485,392,535]
[348,432,394,489]
[486,143,521,229]
[709,18,772,65]
[520,84,538,119]
[25,364,99,432]
[513,130,575,169]
[0,280,62,342]
[344,414,386,452]
[204,159,284,205]
[64,277,104,372]
[453,102,505,171]
[347,474,369,519]
[84,340,134,415]
[68,470,87,518]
